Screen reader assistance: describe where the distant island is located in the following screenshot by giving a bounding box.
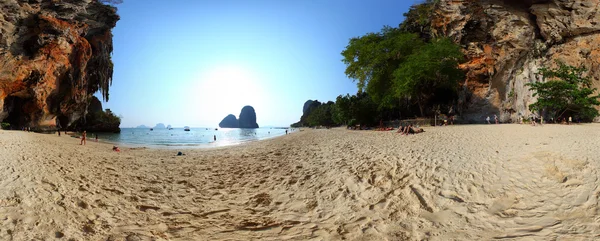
[136,125,150,129]
[219,105,259,128]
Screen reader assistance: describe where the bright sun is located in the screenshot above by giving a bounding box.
[188,65,265,122]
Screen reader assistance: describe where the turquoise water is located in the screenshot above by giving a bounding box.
[96,127,289,148]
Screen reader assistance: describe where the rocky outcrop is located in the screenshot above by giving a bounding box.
[239,106,259,128]
[219,106,259,128]
[430,0,600,122]
[292,99,322,127]
[303,100,317,115]
[219,114,239,128]
[154,123,166,129]
[0,0,119,129]
[68,96,120,133]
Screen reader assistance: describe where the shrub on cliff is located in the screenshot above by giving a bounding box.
[1,122,10,130]
[527,61,600,122]
[70,108,121,133]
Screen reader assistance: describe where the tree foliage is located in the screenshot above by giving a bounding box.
[399,0,439,41]
[306,101,335,127]
[341,25,463,117]
[393,38,464,115]
[527,61,600,121]
[331,92,378,127]
[341,28,424,108]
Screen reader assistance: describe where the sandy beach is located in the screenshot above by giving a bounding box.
[1,124,599,240]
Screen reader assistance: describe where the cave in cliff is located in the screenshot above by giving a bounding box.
[3,96,32,128]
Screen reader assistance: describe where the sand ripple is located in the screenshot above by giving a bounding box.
[0,124,599,240]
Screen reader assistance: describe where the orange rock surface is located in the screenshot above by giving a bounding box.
[0,0,118,129]
[431,0,600,122]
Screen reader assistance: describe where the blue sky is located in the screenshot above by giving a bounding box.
[98,0,420,127]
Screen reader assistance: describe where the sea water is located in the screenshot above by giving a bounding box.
[96,127,288,148]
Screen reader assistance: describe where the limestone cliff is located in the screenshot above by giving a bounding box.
[0,0,119,129]
[239,106,259,128]
[430,0,600,122]
[218,114,239,128]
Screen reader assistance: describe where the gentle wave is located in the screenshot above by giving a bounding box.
[95,127,288,148]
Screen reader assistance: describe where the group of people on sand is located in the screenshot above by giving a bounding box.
[486,114,499,124]
[396,124,424,135]
[517,115,576,126]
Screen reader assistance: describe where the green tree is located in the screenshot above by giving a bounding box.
[527,61,600,121]
[393,38,464,116]
[341,28,423,108]
[332,94,352,125]
[399,0,439,41]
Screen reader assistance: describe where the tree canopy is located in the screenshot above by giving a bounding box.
[341,25,463,117]
[341,28,423,108]
[527,61,600,121]
[393,38,464,115]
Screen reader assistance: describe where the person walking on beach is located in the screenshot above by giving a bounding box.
[494,114,499,124]
[486,116,491,124]
[80,131,87,145]
[213,135,216,141]
[531,115,537,126]
[56,120,62,136]
[540,116,544,125]
[568,116,572,125]
[95,133,98,142]
[285,129,288,135]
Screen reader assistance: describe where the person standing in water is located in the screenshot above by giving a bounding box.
[213,135,216,141]
[80,131,87,145]
[286,129,288,135]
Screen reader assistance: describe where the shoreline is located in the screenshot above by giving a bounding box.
[1,125,599,240]
[52,128,296,150]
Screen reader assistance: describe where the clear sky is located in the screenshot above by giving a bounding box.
[98,0,420,128]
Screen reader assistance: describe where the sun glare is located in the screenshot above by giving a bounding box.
[188,65,265,124]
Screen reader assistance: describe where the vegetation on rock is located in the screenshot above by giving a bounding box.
[527,61,600,121]
[69,97,121,133]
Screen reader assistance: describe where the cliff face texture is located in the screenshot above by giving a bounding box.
[0,0,119,129]
[431,0,600,122]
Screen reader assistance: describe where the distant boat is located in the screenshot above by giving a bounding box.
[150,128,153,131]
[168,128,173,130]
[184,126,190,131]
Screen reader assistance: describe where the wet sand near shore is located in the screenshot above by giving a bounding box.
[1,124,599,240]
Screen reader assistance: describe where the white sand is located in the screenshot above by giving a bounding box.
[1,124,599,240]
